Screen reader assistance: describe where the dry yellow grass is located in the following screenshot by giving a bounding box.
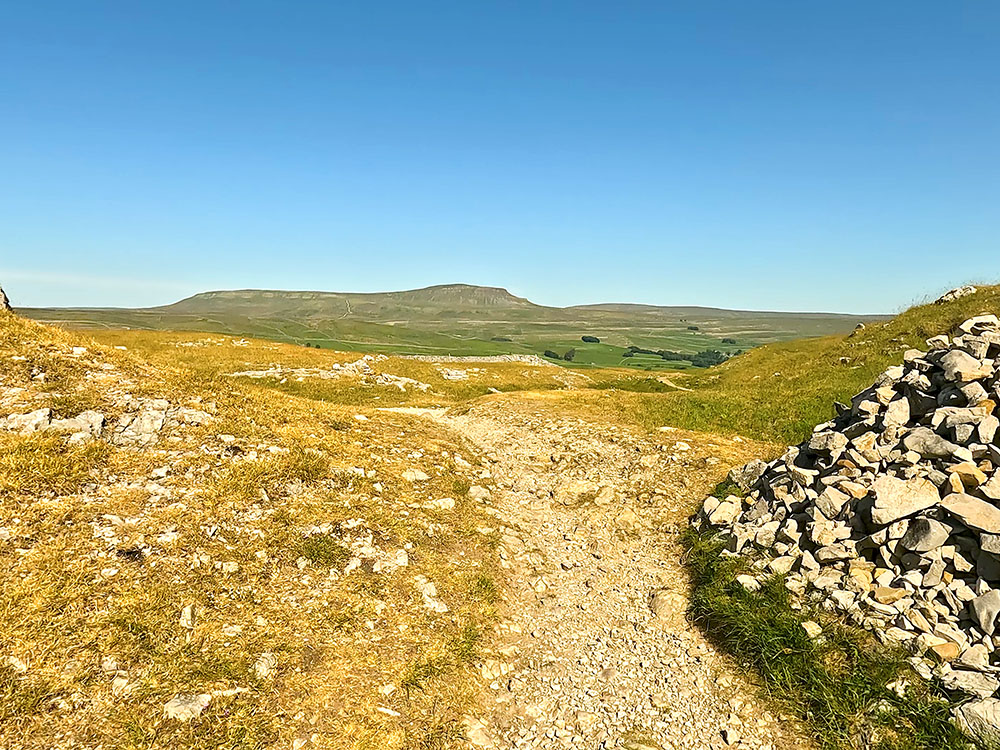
[0,313,507,750]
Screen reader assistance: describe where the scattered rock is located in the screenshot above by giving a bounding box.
[936,285,977,304]
[163,693,212,721]
[253,652,278,680]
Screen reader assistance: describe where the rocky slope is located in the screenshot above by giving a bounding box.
[697,313,1000,741]
[0,311,505,749]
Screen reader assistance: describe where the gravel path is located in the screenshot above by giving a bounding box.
[427,395,804,750]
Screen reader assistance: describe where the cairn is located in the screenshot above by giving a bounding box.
[697,314,1000,732]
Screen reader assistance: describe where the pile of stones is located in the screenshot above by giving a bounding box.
[697,314,1000,734]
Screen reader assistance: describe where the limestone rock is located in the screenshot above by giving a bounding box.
[694,314,1000,703]
[898,518,950,553]
[936,285,977,304]
[939,350,993,382]
[943,494,1000,534]
[728,459,767,492]
[649,588,686,623]
[955,698,1000,742]
[163,693,211,721]
[870,476,940,526]
[970,590,1000,636]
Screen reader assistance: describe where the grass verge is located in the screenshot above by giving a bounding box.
[682,523,986,750]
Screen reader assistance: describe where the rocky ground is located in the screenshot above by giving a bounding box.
[0,308,817,750]
[403,394,805,750]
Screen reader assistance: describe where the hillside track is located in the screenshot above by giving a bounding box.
[420,393,806,750]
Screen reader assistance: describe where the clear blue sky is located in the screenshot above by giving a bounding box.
[1,2,997,313]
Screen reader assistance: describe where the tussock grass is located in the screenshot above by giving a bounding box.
[210,446,330,503]
[683,524,984,750]
[0,432,109,495]
[465,573,499,605]
[299,533,352,567]
[591,377,678,393]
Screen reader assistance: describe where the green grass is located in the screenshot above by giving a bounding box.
[682,525,983,750]
[22,283,876,371]
[299,534,352,567]
[607,284,1000,443]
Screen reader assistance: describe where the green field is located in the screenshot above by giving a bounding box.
[594,283,1000,443]
[20,283,884,371]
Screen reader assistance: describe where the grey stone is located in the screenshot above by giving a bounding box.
[970,590,1000,636]
[163,693,212,721]
[4,408,51,433]
[961,381,990,405]
[901,427,964,460]
[899,518,950,553]
[942,669,1000,698]
[980,416,1000,444]
[982,533,1000,555]
[467,485,492,502]
[883,397,911,428]
[814,542,856,563]
[954,698,1000,742]
[815,487,849,519]
[982,475,1000,502]
[649,588,686,623]
[808,431,849,456]
[728,459,767,492]
[48,410,105,438]
[707,499,740,527]
[959,314,1000,335]
[935,286,977,304]
[939,349,993,382]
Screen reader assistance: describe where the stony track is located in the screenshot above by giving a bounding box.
[420,394,805,750]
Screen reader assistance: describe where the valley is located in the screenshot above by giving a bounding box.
[20,284,884,372]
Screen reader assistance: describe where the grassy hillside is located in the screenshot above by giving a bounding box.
[0,312,515,750]
[20,283,881,371]
[598,284,1000,445]
[4,285,996,749]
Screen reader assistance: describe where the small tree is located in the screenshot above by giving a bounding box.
[563,349,576,362]
[581,335,600,344]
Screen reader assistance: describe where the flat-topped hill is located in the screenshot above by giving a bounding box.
[164,284,538,316]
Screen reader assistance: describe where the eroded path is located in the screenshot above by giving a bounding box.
[425,393,803,750]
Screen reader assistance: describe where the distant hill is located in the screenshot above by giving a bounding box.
[568,302,867,320]
[162,284,537,317]
[19,283,887,370]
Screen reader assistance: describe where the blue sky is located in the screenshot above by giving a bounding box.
[0,2,997,313]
